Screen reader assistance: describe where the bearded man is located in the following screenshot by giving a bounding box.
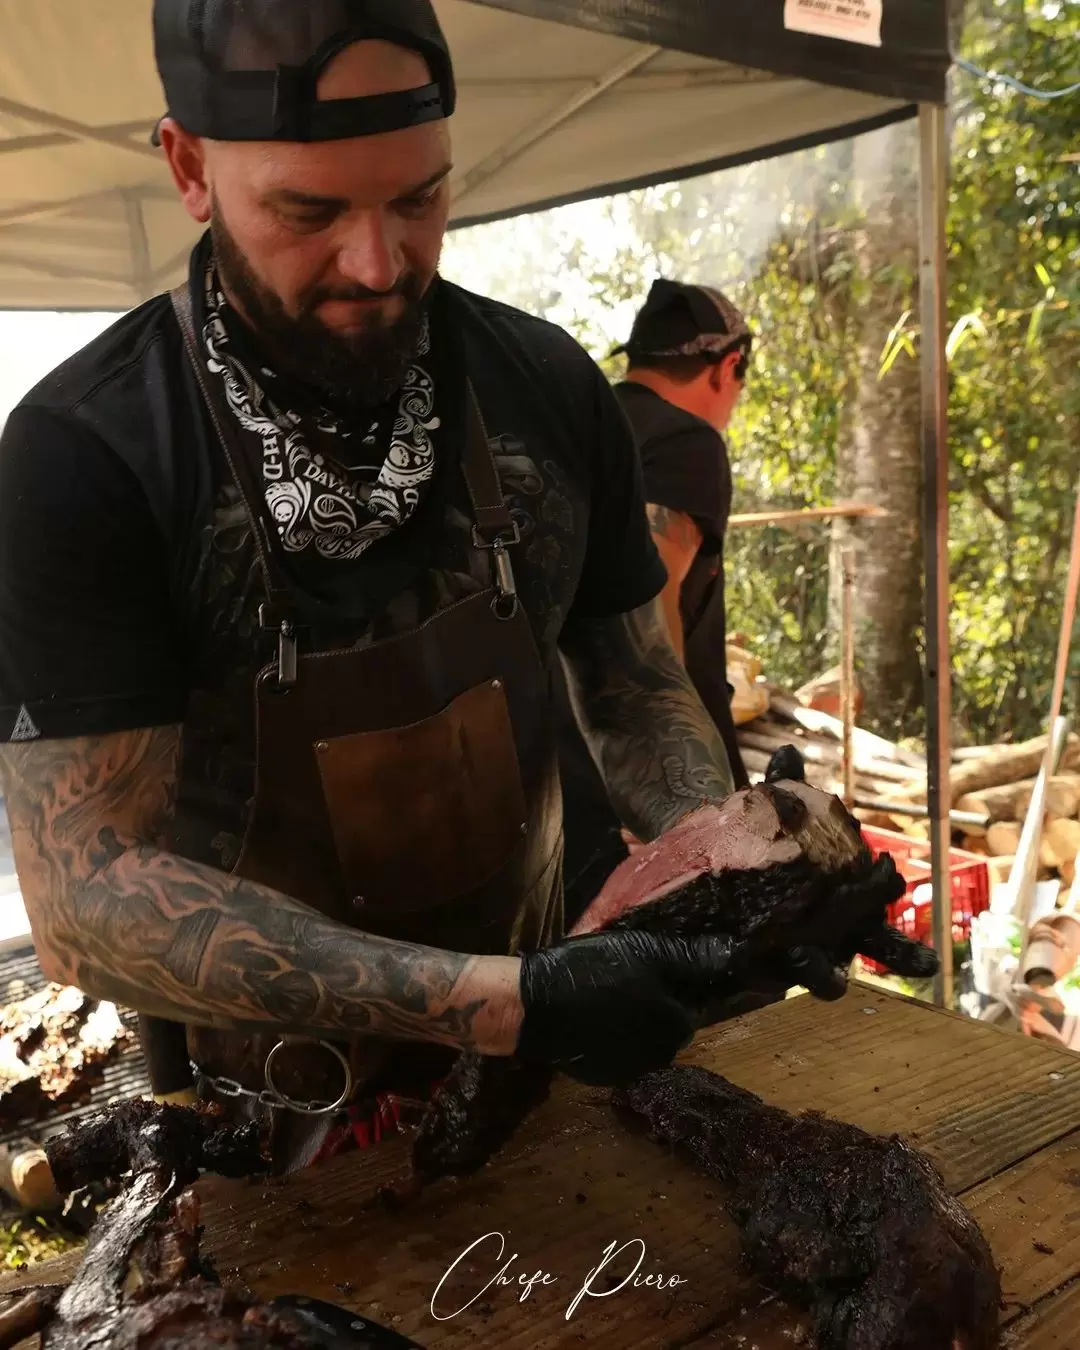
[0,0,896,1172]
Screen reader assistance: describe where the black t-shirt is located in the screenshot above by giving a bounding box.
[613,381,732,639]
[0,249,665,750]
[559,381,742,917]
[614,381,739,759]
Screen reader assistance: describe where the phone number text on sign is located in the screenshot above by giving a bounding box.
[784,0,883,47]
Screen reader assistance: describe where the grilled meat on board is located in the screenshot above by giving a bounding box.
[614,1065,1001,1350]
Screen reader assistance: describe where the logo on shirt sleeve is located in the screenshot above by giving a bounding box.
[9,705,41,743]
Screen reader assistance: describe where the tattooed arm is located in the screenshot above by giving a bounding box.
[560,598,735,840]
[0,729,520,1054]
[647,503,703,661]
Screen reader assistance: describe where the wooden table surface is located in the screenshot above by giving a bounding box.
[7,984,1080,1348]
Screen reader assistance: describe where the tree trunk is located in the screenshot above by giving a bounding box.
[830,120,924,738]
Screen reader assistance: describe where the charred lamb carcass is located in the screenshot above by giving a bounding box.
[3,1100,272,1350]
[614,1065,1001,1350]
[400,747,936,1192]
[0,1100,356,1350]
[4,1101,429,1350]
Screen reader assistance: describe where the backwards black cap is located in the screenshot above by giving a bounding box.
[153,0,455,143]
[613,279,751,363]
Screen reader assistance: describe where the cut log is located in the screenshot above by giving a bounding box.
[858,758,927,786]
[795,665,865,721]
[0,1144,60,1210]
[739,728,841,765]
[1039,818,1080,872]
[953,776,1080,823]
[949,734,1080,804]
[740,725,925,786]
[986,821,1023,858]
[1017,774,1080,821]
[767,692,925,768]
[955,781,1034,823]
[854,809,909,833]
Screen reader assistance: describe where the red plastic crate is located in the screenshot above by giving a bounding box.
[860,826,991,970]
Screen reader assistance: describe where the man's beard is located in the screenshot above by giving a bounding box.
[211,204,428,414]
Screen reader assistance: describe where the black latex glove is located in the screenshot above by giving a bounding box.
[822,851,941,982]
[517,932,845,1087]
[763,746,940,984]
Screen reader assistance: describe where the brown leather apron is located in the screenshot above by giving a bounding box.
[165,287,563,1167]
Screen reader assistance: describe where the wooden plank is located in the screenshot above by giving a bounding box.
[727,503,888,528]
[201,1110,758,1349]
[961,1129,1080,1319]
[4,988,1079,1350]
[1004,1279,1080,1349]
[689,986,1080,1191]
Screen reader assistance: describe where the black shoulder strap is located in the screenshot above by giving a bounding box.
[170,284,293,620]
[461,382,516,541]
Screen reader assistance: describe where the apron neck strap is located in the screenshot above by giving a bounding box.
[461,382,516,545]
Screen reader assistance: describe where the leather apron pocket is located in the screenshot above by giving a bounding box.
[314,677,528,911]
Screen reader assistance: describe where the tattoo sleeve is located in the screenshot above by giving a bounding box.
[0,729,515,1054]
[560,597,735,839]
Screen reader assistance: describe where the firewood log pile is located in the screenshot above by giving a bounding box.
[736,690,1080,890]
[735,689,927,809]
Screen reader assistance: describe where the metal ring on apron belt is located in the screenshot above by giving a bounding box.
[264,1036,353,1115]
[472,523,521,622]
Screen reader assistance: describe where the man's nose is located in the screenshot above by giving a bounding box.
[336,210,404,294]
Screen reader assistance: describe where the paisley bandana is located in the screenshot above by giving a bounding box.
[200,261,439,562]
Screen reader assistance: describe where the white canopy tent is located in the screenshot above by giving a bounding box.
[0,0,937,310]
[0,0,955,1001]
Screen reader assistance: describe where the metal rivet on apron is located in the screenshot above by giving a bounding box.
[520,823,528,836]
[315,741,329,753]
[352,895,366,909]
[492,679,502,690]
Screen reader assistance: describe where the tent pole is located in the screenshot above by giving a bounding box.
[918,102,952,1008]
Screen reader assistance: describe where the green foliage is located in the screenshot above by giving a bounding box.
[442,0,1079,742]
[942,0,1079,739]
[0,1210,81,1269]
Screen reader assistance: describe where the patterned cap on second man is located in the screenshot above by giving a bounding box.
[614,279,751,363]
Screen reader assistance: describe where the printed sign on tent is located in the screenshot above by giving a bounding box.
[783,0,883,47]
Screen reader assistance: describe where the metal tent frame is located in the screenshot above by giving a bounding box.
[462,1,955,1004]
[0,0,956,1001]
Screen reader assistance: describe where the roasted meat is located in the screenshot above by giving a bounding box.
[3,1100,426,1349]
[0,983,130,1125]
[399,748,931,1192]
[614,1065,1001,1350]
[0,1102,314,1350]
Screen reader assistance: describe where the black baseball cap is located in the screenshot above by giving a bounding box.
[613,279,751,363]
[152,0,455,144]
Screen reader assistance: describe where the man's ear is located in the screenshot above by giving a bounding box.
[158,119,213,224]
[718,350,742,387]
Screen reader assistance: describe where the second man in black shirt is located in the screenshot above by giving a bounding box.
[562,279,753,926]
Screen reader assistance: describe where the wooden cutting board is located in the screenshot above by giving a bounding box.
[5,985,1079,1348]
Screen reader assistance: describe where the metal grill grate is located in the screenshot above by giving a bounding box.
[0,942,151,1149]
